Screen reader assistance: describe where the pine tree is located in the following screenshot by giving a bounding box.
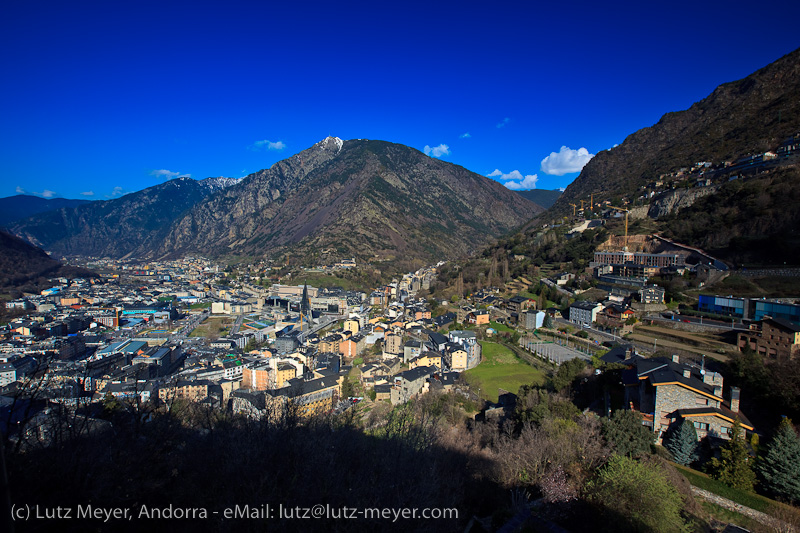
[664,419,700,466]
[707,420,757,491]
[757,418,800,503]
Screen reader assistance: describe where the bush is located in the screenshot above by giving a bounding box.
[587,455,689,532]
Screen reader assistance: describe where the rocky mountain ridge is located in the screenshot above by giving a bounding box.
[155,138,541,264]
[10,177,234,259]
[11,138,540,265]
[552,46,800,214]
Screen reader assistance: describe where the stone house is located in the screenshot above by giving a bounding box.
[602,350,755,443]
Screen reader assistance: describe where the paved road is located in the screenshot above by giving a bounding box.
[230,314,245,335]
[645,313,747,331]
[297,314,341,342]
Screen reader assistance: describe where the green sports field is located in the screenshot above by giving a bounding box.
[464,341,546,403]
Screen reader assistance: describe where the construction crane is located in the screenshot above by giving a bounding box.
[590,193,594,209]
[608,205,630,250]
[580,199,585,211]
[569,203,577,216]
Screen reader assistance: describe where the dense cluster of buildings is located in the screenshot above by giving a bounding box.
[1,258,489,435]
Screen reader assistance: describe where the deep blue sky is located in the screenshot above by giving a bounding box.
[2,1,799,200]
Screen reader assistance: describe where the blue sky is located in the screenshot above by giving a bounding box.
[2,1,799,200]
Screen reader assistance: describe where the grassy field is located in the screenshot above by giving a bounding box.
[488,321,514,333]
[698,274,800,298]
[188,316,234,338]
[674,463,779,514]
[464,341,546,403]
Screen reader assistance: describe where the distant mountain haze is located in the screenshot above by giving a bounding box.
[0,195,92,228]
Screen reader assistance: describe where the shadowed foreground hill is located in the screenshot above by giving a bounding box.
[8,407,497,533]
[0,230,96,296]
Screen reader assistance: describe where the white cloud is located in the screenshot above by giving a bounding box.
[424,144,450,158]
[81,191,95,197]
[22,188,59,198]
[496,117,510,128]
[105,186,128,199]
[150,169,190,180]
[558,187,566,192]
[249,139,286,151]
[459,132,471,139]
[487,169,538,190]
[540,146,595,176]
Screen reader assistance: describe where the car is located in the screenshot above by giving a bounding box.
[682,319,690,323]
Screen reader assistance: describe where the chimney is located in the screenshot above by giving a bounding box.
[682,368,691,379]
[714,385,722,398]
[672,354,680,364]
[730,386,740,413]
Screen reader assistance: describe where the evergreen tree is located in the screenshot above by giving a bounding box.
[664,419,700,466]
[707,420,757,491]
[602,409,654,457]
[757,418,800,503]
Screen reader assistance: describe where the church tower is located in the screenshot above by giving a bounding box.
[300,282,311,317]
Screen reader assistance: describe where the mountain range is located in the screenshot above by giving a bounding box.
[10,177,240,260]
[10,139,540,265]
[0,195,92,228]
[514,189,561,210]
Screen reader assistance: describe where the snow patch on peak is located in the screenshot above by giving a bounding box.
[318,136,344,153]
[199,177,242,193]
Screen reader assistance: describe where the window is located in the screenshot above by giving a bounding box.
[693,421,709,431]
[721,426,729,435]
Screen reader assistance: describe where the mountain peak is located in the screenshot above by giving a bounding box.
[316,136,344,153]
